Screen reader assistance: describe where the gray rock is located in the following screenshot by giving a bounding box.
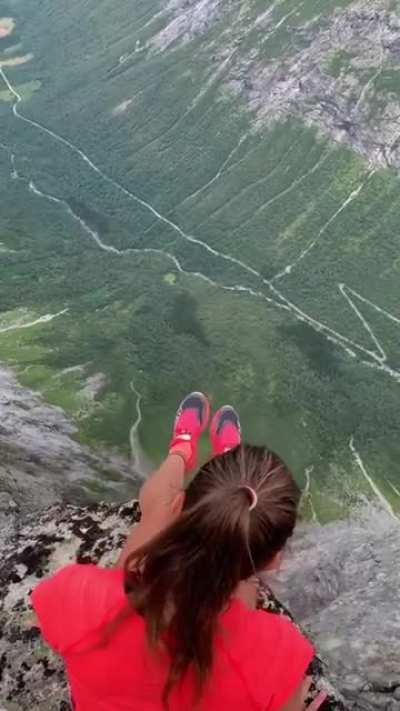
[241,2,400,169]
[271,506,400,710]
[151,0,223,52]
[153,0,400,171]
[0,368,143,512]
[385,701,400,711]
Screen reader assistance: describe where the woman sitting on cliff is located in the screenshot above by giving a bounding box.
[32,392,326,711]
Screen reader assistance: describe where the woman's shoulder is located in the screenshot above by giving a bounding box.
[225,597,305,639]
[63,562,124,584]
[31,563,127,654]
[221,599,314,710]
[32,562,125,605]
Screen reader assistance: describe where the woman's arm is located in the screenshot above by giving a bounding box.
[116,454,186,567]
[282,677,327,711]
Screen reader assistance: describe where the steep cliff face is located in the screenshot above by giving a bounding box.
[0,368,142,512]
[230,2,400,170]
[0,498,343,711]
[109,0,400,170]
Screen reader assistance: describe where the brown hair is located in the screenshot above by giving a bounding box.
[124,444,300,706]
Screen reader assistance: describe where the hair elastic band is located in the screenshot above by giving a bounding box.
[241,485,258,511]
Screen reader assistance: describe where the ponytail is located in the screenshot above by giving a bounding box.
[124,445,300,706]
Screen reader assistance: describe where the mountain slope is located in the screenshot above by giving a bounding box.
[1,0,400,519]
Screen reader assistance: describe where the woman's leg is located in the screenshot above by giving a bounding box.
[116,453,186,567]
[138,452,186,518]
[116,392,210,568]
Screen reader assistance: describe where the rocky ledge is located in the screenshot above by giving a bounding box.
[0,498,344,711]
[275,506,400,711]
[3,494,399,710]
[0,366,398,710]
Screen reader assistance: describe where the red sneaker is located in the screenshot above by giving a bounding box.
[169,392,210,471]
[210,405,241,456]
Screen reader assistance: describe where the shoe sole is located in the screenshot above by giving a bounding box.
[176,391,211,434]
[210,405,241,455]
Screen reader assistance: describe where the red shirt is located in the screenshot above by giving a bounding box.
[31,564,313,710]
